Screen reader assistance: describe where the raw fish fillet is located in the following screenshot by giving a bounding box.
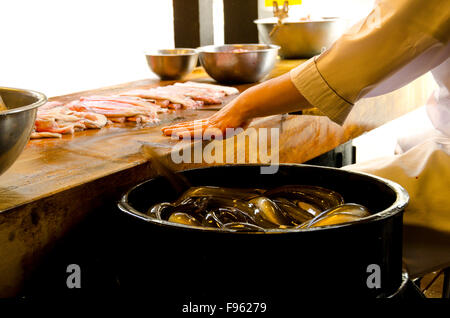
[176,81,239,95]
[30,131,62,139]
[120,89,203,109]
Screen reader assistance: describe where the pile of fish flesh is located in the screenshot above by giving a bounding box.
[120,81,239,109]
[32,101,109,139]
[146,185,371,232]
[31,82,238,139]
[67,96,162,124]
[31,97,163,139]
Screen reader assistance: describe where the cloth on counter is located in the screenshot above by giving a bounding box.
[394,106,448,154]
[344,135,450,276]
[344,136,450,233]
[403,225,450,278]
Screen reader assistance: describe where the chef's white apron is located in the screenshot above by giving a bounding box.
[343,60,450,277]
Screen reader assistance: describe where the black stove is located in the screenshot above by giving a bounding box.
[21,202,424,304]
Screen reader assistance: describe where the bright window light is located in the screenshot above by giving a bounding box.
[0,0,174,97]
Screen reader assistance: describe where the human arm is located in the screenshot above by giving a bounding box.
[161,72,312,137]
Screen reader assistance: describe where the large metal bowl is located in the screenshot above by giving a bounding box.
[255,17,347,58]
[0,87,47,176]
[145,49,198,80]
[197,44,279,83]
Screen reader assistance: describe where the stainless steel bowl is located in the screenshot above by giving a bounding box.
[197,44,280,83]
[0,87,47,176]
[255,18,347,58]
[145,49,198,80]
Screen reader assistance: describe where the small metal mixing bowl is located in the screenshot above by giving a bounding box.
[197,44,280,83]
[0,87,47,176]
[145,49,198,80]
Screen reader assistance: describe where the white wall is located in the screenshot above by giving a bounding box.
[0,0,174,97]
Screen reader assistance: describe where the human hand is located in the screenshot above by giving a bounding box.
[161,98,251,139]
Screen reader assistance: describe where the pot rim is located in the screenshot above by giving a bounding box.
[254,17,343,24]
[144,48,199,57]
[118,164,409,234]
[197,44,280,54]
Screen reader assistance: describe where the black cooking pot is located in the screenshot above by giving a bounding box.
[117,164,408,299]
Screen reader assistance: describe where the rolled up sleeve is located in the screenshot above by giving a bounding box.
[290,57,353,125]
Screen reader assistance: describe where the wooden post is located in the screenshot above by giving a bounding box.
[173,0,200,48]
[173,0,215,48]
[223,0,259,44]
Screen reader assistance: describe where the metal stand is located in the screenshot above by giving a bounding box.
[443,267,450,298]
[304,140,356,168]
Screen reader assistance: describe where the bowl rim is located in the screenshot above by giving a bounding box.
[118,163,409,235]
[197,44,280,54]
[0,86,47,115]
[144,48,199,56]
[254,17,343,24]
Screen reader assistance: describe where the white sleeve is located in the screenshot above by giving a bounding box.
[290,0,450,125]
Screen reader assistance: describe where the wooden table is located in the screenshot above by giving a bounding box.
[0,59,436,296]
